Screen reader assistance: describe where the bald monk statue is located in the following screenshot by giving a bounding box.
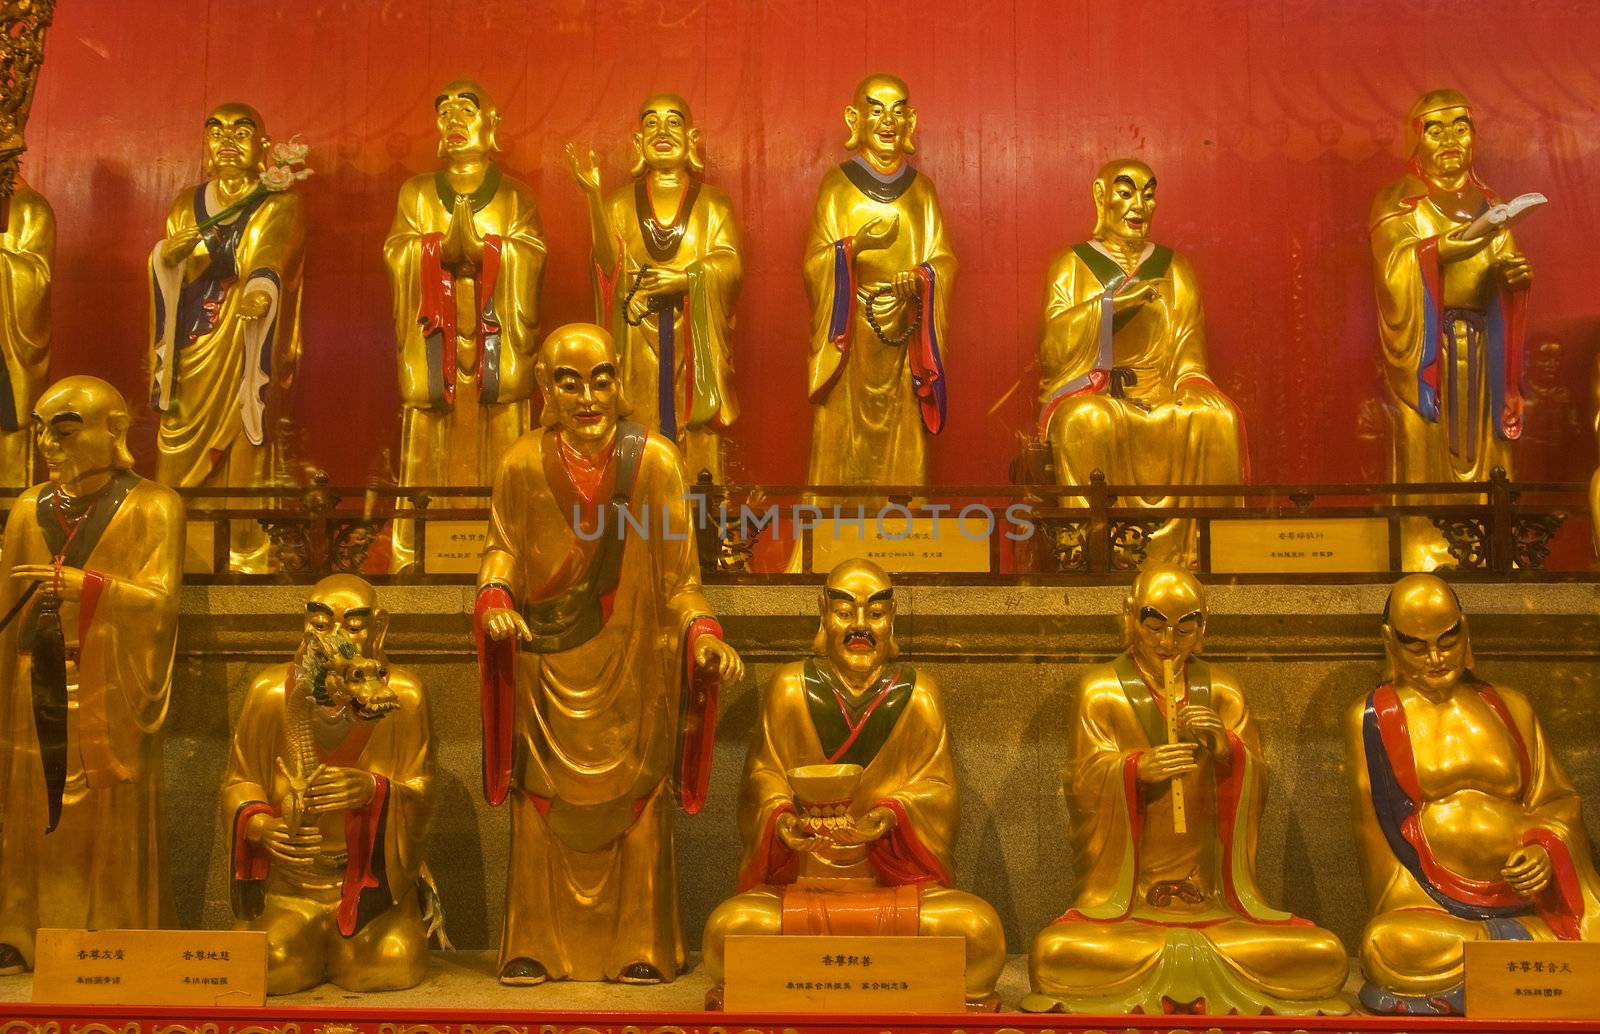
[1348,574,1600,1015]
[1037,160,1245,566]
[701,558,1004,1012]
[1025,565,1348,1015]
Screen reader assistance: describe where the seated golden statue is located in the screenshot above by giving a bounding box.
[1348,574,1600,1015]
[1025,565,1348,1015]
[0,376,182,974]
[223,574,438,994]
[1037,160,1244,566]
[701,558,1004,1012]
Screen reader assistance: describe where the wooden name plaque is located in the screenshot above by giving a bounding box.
[809,515,992,574]
[1209,516,1389,574]
[32,928,267,1007]
[1466,940,1600,1018]
[724,934,965,1013]
[423,519,488,575]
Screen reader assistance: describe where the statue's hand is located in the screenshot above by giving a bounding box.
[10,563,86,602]
[638,266,689,296]
[1502,843,1553,897]
[853,215,899,254]
[775,811,818,853]
[303,766,377,814]
[1499,251,1533,291]
[237,290,272,321]
[482,606,532,643]
[1111,280,1160,314]
[252,814,323,865]
[694,634,745,685]
[1502,394,1525,438]
[162,226,202,266]
[1178,703,1229,757]
[565,143,603,196]
[831,806,898,846]
[1135,742,1199,784]
[1438,227,1494,263]
[442,196,483,269]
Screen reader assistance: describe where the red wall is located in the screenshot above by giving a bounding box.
[20,0,1600,489]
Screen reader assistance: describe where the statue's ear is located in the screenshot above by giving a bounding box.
[902,106,918,155]
[371,607,391,659]
[1092,177,1107,207]
[258,135,272,172]
[843,105,861,151]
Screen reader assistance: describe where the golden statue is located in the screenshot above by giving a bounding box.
[1024,565,1348,1015]
[1037,160,1245,567]
[0,179,52,492]
[223,574,440,994]
[386,79,546,572]
[1371,90,1532,571]
[804,74,952,492]
[566,94,741,482]
[149,102,306,573]
[0,376,183,974]
[475,323,742,985]
[701,558,1005,1011]
[1347,574,1600,1015]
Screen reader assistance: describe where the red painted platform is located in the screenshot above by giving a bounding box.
[3,1005,1600,1033]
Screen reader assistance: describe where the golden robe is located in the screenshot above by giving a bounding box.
[0,184,53,491]
[475,422,722,981]
[1037,243,1244,565]
[148,182,305,572]
[222,662,435,994]
[0,474,182,965]
[386,167,545,570]
[805,158,953,491]
[1025,653,1347,1015]
[1370,173,1525,570]
[701,659,1005,1002]
[594,178,740,482]
[1346,679,1600,1012]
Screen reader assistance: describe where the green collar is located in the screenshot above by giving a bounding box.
[434,163,503,214]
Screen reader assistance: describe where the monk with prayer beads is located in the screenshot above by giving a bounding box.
[567,93,741,482]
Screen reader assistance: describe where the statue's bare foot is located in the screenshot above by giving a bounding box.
[498,957,547,986]
[617,961,665,984]
[0,944,27,976]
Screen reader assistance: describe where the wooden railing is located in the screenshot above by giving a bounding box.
[0,468,1586,584]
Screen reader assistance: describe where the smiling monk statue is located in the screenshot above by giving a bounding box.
[1348,574,1600,1015]
[1025,564,1348,1015]
[700,558,1005,1012]
[1037,160,1244,566]
[804,74,953,495]
[567,93,741,482]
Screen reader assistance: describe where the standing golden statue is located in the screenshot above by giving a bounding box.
[149,102,307,573]
[1347,574,1600,1015]
[701,558,1005,1011]
[386,80,546,572]
[566,94,740,482]
[0,376,183,974]
[805,74,952,492]
[1371,90,1533,571]
[1025,565,1348,1015]
[1037,160,1245,567]
[474,323,742,985]
[0,179,52,491]
[223,574,439,994]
